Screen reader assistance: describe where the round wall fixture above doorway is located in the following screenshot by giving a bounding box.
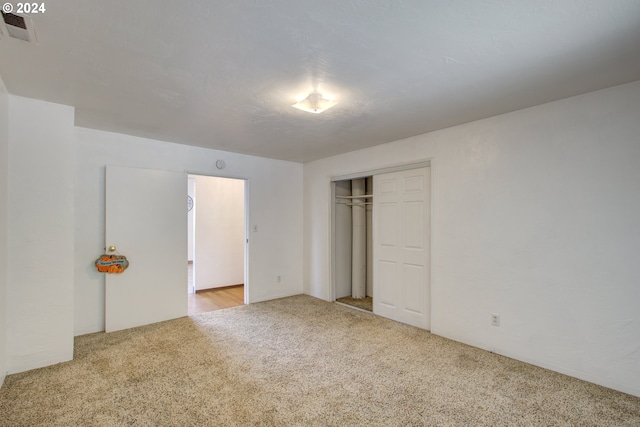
[215,160,226,170]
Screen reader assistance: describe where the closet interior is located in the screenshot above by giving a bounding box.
[334,176,374,312]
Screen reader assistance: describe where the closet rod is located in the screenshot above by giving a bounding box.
[335,194,373,199]
[336,201,373,206]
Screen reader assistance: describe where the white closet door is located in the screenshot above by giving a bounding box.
[105,165,187,332]
[373,167,431,329]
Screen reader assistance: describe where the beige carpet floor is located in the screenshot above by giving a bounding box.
[1,295,639,426]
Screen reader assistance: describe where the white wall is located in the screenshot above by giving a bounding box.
[194,176,245,290]
[74,127,303,335]
[0,76,9,385]
[303,80,640,397]
[7,96,75,374]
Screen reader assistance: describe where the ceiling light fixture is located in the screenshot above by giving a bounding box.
[292,92,338,114]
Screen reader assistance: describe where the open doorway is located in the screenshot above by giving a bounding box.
[188,174,246,315]
[333,176,374,312]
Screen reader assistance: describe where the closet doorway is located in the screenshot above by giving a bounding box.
[331,164,432,330]
[188,174,246,314]
[334,176,374,312]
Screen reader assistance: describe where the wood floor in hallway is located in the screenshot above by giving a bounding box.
[188,285,244,315]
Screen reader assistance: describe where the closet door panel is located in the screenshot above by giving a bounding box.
[373,167,431,330]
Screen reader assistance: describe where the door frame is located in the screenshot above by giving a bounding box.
[329,160,433,319]
[187,171,251,305]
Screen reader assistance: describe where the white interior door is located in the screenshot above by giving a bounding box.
[373,167,431,329]
[105,165,187,332]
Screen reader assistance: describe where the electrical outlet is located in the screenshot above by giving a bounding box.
[491,313,500,327]
[277,275,281,283]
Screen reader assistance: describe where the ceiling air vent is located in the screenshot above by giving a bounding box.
[1,12,37,43]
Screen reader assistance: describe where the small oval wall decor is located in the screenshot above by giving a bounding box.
[95,254,129,274]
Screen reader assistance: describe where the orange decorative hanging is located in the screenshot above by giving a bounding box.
[95,252,129,274]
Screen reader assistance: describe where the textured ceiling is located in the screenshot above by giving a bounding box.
[1,1,639,162]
